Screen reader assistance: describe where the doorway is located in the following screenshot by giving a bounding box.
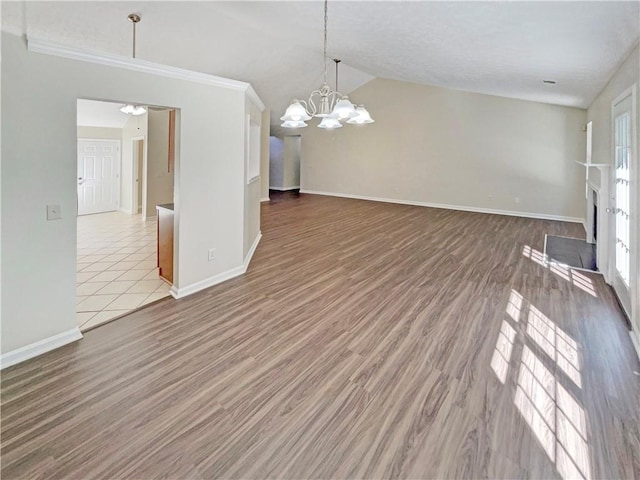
[610,89,636,320]
[133,138,144,214]
[75,99,177,331]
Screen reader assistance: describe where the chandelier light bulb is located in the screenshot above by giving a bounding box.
[318,117,343,129]
[281,119,308,129]
[331,97,358,120]
[281,100,312,124]
[347,105,375,124]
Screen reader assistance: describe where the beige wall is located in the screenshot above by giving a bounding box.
[301,78,587,221]
[587,44,640,348]
[76,126,121,140]
[269,136,285,189]
[146,109,174,219]
[283,136,301,189]
[260,109,270,201]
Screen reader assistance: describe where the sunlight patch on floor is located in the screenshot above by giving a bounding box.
[491,289,592,480]
[522,245,597,297]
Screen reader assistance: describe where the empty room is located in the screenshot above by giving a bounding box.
[1,1,639,479]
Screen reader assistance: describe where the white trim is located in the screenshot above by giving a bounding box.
[144,215,157,222]
[300,190,585,223]
[575,161,610,168]
[260,197,271,203]
[170,265,245,299]
[587,180,601,193]
[245,88,266,113]
[608,84,637,318]
[270,186,301,191]
[27,38,265,111]
[243,231,262,270]
[1,327,83,369]
[630,331,640,361]
[248,175,260,185]
[131,135,145,216]
[170,232,262,299]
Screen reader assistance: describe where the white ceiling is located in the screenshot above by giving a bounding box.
[77,99,130,128]
[3,1,639,132]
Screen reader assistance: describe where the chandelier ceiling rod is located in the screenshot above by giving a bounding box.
[128,13,141,59]
[323,0,329,86]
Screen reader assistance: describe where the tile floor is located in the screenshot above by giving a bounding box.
[77,211,171,331]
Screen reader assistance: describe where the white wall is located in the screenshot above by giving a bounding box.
[1,33,255,356]
[301,78,587,221]
[77,126,122,140]
[121,113,148,214]
[146,109,175,219]
[269,136,285,189]
[587,44,640,351]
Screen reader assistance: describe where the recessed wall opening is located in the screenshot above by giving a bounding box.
[76,99,178,331]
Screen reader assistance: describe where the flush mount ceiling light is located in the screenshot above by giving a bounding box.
[281,0,374,130]
[120,104,147,115]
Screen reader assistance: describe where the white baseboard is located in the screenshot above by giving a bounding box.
[300,189,585,224]
[269,186,300,191]
[1,327,83,369]
[260,197,271,203]
[243,231,262,270]
[630,331,640,362]
[144,215,157,222]
[170,232,262,299]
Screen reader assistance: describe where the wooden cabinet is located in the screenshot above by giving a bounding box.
[157,204,174,284]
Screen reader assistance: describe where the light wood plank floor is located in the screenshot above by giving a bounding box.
[2,192,639,479]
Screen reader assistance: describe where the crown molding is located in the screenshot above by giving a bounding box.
[27,38,265,111]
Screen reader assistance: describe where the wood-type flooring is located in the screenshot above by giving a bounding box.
[2,192,639,479]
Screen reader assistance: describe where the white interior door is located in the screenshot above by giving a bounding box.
[77,139,120,215]
[610,94,634,316]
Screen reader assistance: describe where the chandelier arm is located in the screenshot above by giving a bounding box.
[327,90,342,110]
[299,98,315,117]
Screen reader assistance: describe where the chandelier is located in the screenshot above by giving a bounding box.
[280,0,374,129]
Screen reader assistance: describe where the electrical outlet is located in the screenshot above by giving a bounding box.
[46,204,62,220]
[208,248,216,261]
[514,197,521,204]
[488,195,493,200]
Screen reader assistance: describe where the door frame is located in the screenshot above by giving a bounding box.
[77,138,121,216]
[131,136,146,216]
[608,84,638,345]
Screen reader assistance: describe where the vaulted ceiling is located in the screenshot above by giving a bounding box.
[3,1,639,132]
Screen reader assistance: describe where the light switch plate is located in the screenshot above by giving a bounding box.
[46,204,62,220]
